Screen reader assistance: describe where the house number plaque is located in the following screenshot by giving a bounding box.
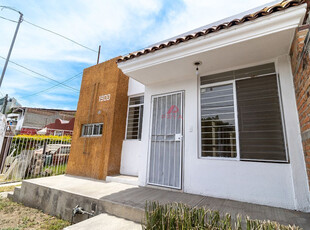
[99,94,110,102]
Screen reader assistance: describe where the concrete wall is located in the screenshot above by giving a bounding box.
[120,79,145,176]
[137,57,310,210]
[67,58,129,180]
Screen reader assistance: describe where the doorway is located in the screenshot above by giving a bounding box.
[148,91,184,189]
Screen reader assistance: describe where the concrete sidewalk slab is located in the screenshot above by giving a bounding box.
[9,175,310,229]
[106,175,138,186]
[0,182,21,187]
[64,213,141,230]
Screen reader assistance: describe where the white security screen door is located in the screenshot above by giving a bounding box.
[148,91,183,189]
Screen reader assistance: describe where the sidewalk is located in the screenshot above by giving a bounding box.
[9,175,310,229]
[64,213,141,230]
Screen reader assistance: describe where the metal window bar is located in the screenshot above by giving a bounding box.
[126,96,144,140]
[200,83,236,158]
[81,123,103,137]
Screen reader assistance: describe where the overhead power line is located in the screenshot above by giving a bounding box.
[3,64,52,83]
[0,14,98,54]
[0,58,53,83]
[0,55,79,92]
[23,19,98,53]
[24,72,82,98]
[0,15,18,23]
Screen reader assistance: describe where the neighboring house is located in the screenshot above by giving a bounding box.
[0,96,21,114]
[67,0,310,212]
[10,107,76,134]
[44,118,75,135]
[6,113,21,126]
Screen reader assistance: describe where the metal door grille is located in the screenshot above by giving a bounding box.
[148,91,183,189]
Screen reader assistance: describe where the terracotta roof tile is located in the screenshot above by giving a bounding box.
[117,0,306,63]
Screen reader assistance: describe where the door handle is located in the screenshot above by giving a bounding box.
[175,134,183,141]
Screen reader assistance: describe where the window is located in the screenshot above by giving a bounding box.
[126,95,144,140]
[81,123,103,137]
[236,75,286,161]
[200,63,287,162]
[200,84,236,158]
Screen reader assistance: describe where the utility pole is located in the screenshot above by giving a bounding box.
[0,6,23,88]
[2,94,8,114]
[97,45,101,64]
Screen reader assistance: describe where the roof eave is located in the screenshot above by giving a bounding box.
[117,0,306,64]
[118,4,306,78]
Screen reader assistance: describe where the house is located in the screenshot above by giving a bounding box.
[67,0,310,212]
[0,96,21,114]
[44,118,75,135]
[10,107,75,134]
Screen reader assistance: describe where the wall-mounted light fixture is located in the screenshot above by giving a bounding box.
[194,61,202,77]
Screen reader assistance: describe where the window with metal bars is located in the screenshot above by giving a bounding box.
[200,63,287,162]
[200,83,237,158]
[81,123,103,137]
[126,95,144,140]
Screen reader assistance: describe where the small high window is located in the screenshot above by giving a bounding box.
[126,95,144,140]
[81,123,103,137]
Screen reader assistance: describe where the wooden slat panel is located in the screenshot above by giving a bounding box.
[236,75,286,161]
[200,63,275,85]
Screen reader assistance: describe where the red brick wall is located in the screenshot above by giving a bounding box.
[290,25,310,189]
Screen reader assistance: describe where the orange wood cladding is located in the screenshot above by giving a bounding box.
[66,58,129,180]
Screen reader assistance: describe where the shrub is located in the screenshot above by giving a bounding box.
[143,202,301,230]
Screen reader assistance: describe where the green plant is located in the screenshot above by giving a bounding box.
[143,202,302,230]
[39,217,70,230]
[42,164,67,176]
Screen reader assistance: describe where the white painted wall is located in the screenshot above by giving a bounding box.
[120,78,145,176]
[276,55,310,211]
[128,78,145,96]
[136,58,310,210]
[120,140,142,176]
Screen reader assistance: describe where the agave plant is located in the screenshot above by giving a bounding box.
[143,202,302,230]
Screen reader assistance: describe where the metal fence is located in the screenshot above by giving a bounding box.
[0,125,72,184]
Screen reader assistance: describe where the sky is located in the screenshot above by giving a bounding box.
[0,0,274,110]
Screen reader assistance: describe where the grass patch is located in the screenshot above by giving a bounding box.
[0,197,70,230]
[144,202,302,230]
[43,164,67,176]
[0,185,21,193]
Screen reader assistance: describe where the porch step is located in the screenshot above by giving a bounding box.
[8,186,20,201]
[106,175,138,186]
[64,213,141,230]
[9,175,144,224]
[0,191,13,198]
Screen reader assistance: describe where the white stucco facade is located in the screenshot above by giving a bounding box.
[118,5,310,211]
[120,79,144,176]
